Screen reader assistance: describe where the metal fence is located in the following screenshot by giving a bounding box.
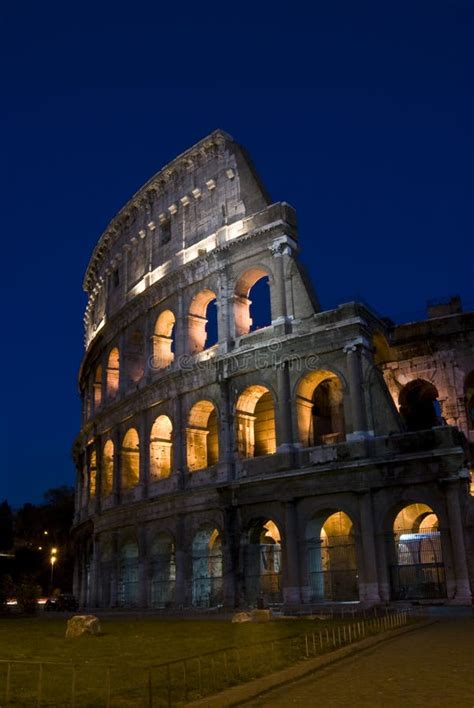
[0,609,410,706]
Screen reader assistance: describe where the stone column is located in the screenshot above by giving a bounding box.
[174,515,187,607]
[90,534,101,608]
[219,378,235,480]
[175,293,187,360]
[445,479,472,604]
[357,491,381,603]
[344,341,370,439]
[112,428,122,506]
[276,362,294,451]
[217,266,233,353]
[173,394,186,489]
[94,438,102,515]
[270,242,288,325]
[283,501,301,605]
[138,526,149,608]
[223,506,238,608]
[118,330,126,397]
[138,412,149,501]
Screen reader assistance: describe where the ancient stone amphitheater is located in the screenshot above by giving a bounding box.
[73,130,474,610]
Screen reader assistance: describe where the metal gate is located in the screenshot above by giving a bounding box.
[307,538,358,602]
[390,530,446,600]
[192,549,223,607]
[244,544,282,605]
[150,553,176,608]
[117,559,139,606]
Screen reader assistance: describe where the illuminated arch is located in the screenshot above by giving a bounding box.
[234,267,271,336]
[296,370,345,446]
[306,511,358,601]
[88,448,97,499]
[93,364,102,410]
[391,503,445,600]
[102,439,114,497]
[236,385,276,457]
[188,289,218,353]
[121,428,140,489]
[150,415,173,479]
[152,310,176,370]
[106,347,120,399]
[187,400,219,471]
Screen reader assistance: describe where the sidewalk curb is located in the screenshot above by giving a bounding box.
[187,619,435,707]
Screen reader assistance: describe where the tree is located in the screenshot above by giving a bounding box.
[0,501,13,552]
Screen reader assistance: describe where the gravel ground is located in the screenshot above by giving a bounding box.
[245,618,474,707]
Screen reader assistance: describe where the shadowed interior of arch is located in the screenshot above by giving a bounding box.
[398,379,442,432]
[236,385,276,457]
[189,290,218,353]
[150,533,176,608]
[234,267,271,337]
[186,401,219,471]
[296,370,345,446]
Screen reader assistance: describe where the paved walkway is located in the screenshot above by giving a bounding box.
[245,619,474,707]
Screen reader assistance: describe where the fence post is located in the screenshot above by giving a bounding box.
[319,632,323,650]
[348,625,352,643]
[305,635,309,657]
[312,632,316,655]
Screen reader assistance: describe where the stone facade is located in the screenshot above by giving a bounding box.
[72,130,474,609]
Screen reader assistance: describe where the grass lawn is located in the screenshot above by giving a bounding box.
[0,614,341,705]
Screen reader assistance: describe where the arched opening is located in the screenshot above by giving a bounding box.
[234,267,272,337]
[88,448,97,500]
[117,540,139,607]
[236,385,276,458]
[296,370,345,446]
[150,415,173,479]
[464,372,474,430]
[192,528,223,607]
[243,519,282,606]
[187,401,219,471]
[152,310,176,370]
[106,347,120,399]
[390,503,446,600]
[126,329,146,387]
[99,538,113,607]
[121,428,140,490]
[150,533,176,608]
[93,364,102,410]
[398,379,442,432]
[188,289,218,353]
[306,511,358,602]
[102,440,114,497]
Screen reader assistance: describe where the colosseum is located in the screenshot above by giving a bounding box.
[72,129,474,610]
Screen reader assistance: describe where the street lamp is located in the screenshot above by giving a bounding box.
[50,547,58,590]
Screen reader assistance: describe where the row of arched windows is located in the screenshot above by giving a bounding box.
[86,503,444,607]
[88,270,272,414]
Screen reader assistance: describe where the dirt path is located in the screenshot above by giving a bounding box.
[245,619,474,707]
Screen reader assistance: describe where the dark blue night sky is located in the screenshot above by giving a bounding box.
[2,1,472,506]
